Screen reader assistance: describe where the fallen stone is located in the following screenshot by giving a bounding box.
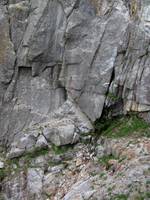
[43,122,79,146]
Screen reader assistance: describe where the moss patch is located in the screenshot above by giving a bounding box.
[24,148,49,160]
[51,144,74,155]
[107,92,121,102]
[95,114,150,138]
[0,148,50,180]
[0,169,6,181]
[111,194,128,200]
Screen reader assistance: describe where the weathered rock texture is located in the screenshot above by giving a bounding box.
[0,0,150,163]
[0,1,150,199]
[1,136,150,200]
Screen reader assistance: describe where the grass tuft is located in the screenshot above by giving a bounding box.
[111,194,128,200]
[95,114,150,138]
[51,144,74,155]
[98,154,118,170]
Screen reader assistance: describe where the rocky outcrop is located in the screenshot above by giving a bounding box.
[1,136,150,199]
[0,1,150,198]
[0,0,150,149]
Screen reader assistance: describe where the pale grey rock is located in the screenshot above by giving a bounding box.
[0,0,131,147]
[7,147,25,159]
[0,161,4,169]
[95,145,105,159]
[3,171,27,200]
[48,164,64,174]
[0,3,150,200]
[42,172,62,197]
[33,156,48,169]
[27,168,44,200]
[2,137,149,200]
[43,120,79,146]
[0,6,16,106]
[17,0,67,76]
[0,0,149,149]
[8,1,30,51]
[7,133,37,158]
[35,135,48,149]
[64,179,94,200]
[51,100,93,134]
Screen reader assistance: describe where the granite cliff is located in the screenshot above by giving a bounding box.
[0,0,150,199]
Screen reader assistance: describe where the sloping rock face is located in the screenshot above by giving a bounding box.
[0,0,150,149]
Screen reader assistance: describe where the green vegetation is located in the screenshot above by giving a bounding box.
[24,148,49,160]
[146,179,150,185]
[111,191,150,200]
[90,171,98,176]
[98,154,118,170]
[0,157,21,181]
[0,148,50,180]
[99,172,106,178]
[108,185,115,193]
[0,194,5,200]
[0,169,6,181]
[0,144,74,181]
[95,114,150,138]
[44,192,52,199]
[51,144,74,155]
[20,148,49,169]
[129,192,150,200]
[111,194,128,200]
[107,92,121,102]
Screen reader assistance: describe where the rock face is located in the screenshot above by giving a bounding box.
[0,0,150,198]
[0,0,150,148]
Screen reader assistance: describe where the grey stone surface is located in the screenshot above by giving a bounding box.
[35,135,48,149]
[64,179,94,200]
[7,132,38,158]
[43,120,79,146]
[27,168,44,200]
[0,0,149,182]
[0,161,4,169]
[1,137,150,200]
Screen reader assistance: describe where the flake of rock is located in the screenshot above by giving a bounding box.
[0,161,4,169]
[35,135,48,149]
[64,179,93,200]
[27,168,44,199]
[48,164,64,174]
[7,148,25,159]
